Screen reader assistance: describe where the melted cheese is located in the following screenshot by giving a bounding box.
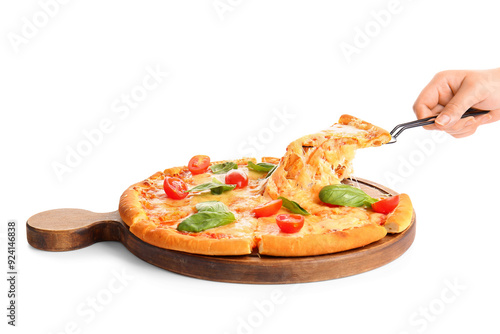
[264,116,391,206]
[132,115,391,245]
[138,164,271,239]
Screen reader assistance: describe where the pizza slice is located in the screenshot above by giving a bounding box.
[265,115,391,203]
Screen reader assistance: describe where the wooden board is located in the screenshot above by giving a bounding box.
[26,178,416,284]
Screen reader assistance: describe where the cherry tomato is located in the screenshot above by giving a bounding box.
[163,177,188,199]
[371,195,400,214]
[224,170,248,188]
[253,199,283,218]
[276,214,304,233]
[188,155,211,175]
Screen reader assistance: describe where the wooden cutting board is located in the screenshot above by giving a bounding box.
[26,178,415,284]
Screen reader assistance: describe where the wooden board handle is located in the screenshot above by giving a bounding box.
[26,209,123,251]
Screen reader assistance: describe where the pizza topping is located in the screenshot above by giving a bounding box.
[323,203,341,208]
[253,199,283,218]
[210,162,238,174]
[265,165,278,179]
[201,232,232,239]
[195,200,230,213]
[276,214,305,233]
[319,184,377,207]
[247,161,277,173]
[177,200,236,232]
[177,211,236,233]
[371,195,400,214]
[163,177,189,200]
[278,196,310,215]
[187,178,236,195]
[188,155,211,175]
[225,170,249,189]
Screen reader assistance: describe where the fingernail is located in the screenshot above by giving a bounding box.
[465,118,475,127]
[481,114,492,124]
[436,114,450,126]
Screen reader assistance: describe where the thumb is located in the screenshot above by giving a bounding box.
[435,80,483,128]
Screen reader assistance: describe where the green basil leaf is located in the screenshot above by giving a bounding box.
[186,178,236,195]
[177,211,236,232]
[247,161,277,173]
[278,196,310,215]
[265,164,278,179]
[319,184,378,207]
[186,182,218,193]
[195,201,229,213]
[210,178,236,195]
[210,162,238,174]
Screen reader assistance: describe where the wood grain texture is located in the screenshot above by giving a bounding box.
[26,178,416,284]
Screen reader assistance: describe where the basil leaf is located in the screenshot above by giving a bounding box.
[278,196,310,215]
[195,201,229,213]
[177,211,236,232]
[210,178,236,195]
[187,178,236,195]
[319,184,378,207]
[247,161,277,173]
[265,165,278,179]
[210,162,238,174]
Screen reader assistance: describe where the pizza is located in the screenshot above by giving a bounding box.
[119,115,413,257]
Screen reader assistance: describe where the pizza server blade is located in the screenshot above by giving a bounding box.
[386,108,490,144]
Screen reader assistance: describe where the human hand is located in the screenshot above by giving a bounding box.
[413,68,500,138]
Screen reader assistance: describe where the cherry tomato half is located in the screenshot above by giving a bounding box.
[371,195,400,214]
[188,155,211,175]
[224,170,248,188]
[276,214,304,233]
[253,199,283,218]
[163,177,188,200]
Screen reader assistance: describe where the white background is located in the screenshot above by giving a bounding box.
[1,1,499,333]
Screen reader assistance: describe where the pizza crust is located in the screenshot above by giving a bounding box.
[119,181,149,227]
[142,226,254,256]
[384,194,413,233]
[337,114,392,146]
[258,223,387,257]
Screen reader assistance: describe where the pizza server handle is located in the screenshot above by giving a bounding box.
[387,108,490,144]
[26,209,123,251]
